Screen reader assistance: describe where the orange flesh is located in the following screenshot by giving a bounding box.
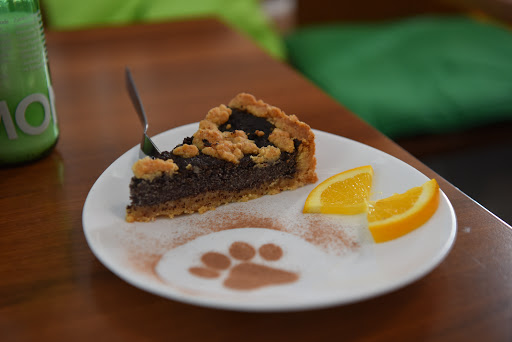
[320,173,372,206]
[368,187,422,222]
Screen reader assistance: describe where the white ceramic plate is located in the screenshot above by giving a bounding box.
[83,124,456,312]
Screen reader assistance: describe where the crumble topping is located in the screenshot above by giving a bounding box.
[194,129,260,164]
[132,157,179,181]
[223,130,248,142]
[198,119,218,130]
[269,128,295,153]
[193,108,262,163]
[222,130,259,155]
[205,104,231,125]
[229,94,268,117]
[202,141,244,164]
[193,128,224,149]
[255,130,265,137]
[251,146,281,165]
[172,144,199,158]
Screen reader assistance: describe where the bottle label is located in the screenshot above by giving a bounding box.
[0,10,58,164]
[0,85,56,140]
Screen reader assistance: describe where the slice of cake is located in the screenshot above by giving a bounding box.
[126,93,317,222]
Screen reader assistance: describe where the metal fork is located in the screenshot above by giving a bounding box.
[125,67,161,158]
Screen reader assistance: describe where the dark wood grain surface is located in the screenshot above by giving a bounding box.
[1,18,511,341]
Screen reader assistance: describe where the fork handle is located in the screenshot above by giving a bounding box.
[125,67,149,133]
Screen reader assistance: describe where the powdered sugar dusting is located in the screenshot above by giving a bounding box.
[110,190,366,283]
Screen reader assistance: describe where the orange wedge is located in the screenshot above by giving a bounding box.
[303,165,373,215]
[368,179,440,243]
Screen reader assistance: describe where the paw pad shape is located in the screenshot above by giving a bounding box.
[189,241,298,290]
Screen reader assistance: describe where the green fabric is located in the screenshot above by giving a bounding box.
[42,0,286,60]
[285,16,512,138]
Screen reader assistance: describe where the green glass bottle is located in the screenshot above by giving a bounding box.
[0,0,58,166]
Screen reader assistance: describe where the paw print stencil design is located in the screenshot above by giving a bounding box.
[189,241,299,290]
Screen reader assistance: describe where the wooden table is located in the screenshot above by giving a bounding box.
[1,18,511,341]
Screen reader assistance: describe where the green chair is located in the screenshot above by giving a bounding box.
[285,15,512,138]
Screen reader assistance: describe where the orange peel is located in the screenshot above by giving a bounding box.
[368,179,440,243]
